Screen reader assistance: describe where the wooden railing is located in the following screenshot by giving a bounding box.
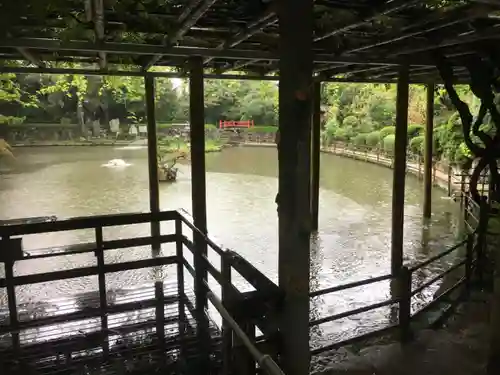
[0,210,284,375]
[178,211,283,375]
[219,120,255,129]
[0,201,488,372]
[309,191,488,355]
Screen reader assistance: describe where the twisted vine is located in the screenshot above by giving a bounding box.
[434,52,500,205]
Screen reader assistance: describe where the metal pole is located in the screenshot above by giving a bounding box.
[391,65,409,276]
[311,81,321,231]
[145,74,161,252]
[423,83,434,219]
[188,55,210,371]
[278,0,313,373]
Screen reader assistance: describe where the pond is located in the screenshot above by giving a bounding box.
[0,145,462,350]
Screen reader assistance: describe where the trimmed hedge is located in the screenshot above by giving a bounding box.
[379,126,395,139]
[383,134,395,153]
[365,131,381,147]
[409,135,425,155]
[352,133,367,146]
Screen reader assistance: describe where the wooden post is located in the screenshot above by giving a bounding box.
[423,83,434,219]
[391,66,410,276]
[95,227,109,358]
[189,56,210,371]
[145,74,161,253]
[277,0,313,373]
[447,164,453,196]
[398,266,412,342]
[221,252,233,375]
[4,255,20,352]
[465,234,474,296]
[311,81,321,232]
[175,218,187,359]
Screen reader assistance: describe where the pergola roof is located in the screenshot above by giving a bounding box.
[1,0,500,83]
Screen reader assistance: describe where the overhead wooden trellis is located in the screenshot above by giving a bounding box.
[0,0,499,83]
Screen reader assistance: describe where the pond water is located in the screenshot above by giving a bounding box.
[0,145,462,350]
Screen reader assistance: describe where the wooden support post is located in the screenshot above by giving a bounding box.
[465,234,474,296]
[155,280,166,350]
[145,74,161,253]
[4,255,20,352]
[95,227,109,358]
[447,164,453,197]
[398,266,412,342]
[423,83,434,219]
[391,66,409,276]
[277,0,313,373]
[311,81,321,232]
[175,218,186,357]
[221,252,233,375]
[188,56,210,371]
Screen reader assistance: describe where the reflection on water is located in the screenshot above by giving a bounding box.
[0,146,461,345]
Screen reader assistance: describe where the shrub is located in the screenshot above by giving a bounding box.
[409,135,425,155]
[379,126,395,139]
[454,142,473,164]
[365,131,381,148]
[352,133,367,146]
[342,115,358,131]
[333,128,349,142]
[407,124,424,139]
[383,134,395,154]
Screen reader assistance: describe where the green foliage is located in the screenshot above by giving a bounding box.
[409,135,425,155]
[245,126,278,133]
[379,126,395,139]
[365,131,381,148]
[352,133,367,146]
[342,115,358,133]
[333,128,349,142]
[407,124,424,139]
[383,134,396,154]
[0,68,490,164]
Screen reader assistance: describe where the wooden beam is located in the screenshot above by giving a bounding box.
[311,81,321,231]
[345,4,485,55]
[277,0,313,373]
[314,0,424,42]
[93,0,107,69]
[0,38,438,67]
[391,65,410,276]
[144,0,217,69]
[144,75,160,252]
[423,83,434,219]
[219,59,263,73]
[203,8,277,66]
[15,48,45,68]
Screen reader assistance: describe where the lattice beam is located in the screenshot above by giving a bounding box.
[144,0,218,70]
[203,6,277,66]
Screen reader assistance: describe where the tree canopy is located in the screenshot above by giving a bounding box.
[0,69,487,163]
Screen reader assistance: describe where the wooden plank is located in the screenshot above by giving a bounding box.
[0,255,178,287]
[0,211,178,236]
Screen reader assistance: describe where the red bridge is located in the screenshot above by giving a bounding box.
[219,120,254,129]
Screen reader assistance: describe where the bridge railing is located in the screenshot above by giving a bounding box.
[219,120,254,129]
[310,197,487,355]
